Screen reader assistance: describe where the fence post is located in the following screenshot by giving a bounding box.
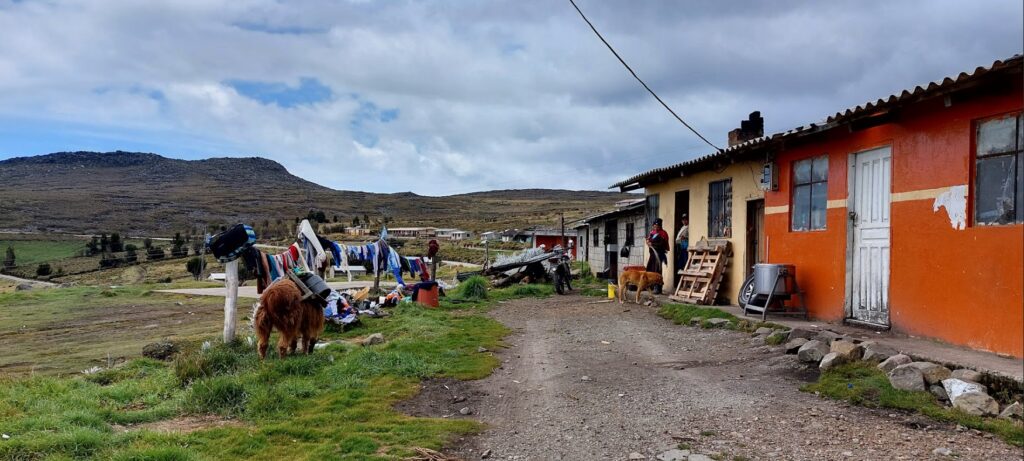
[223,259,238,343]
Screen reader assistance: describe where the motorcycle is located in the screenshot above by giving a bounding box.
[548,246,573,295]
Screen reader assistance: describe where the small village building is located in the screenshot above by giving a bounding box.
[525,228,573,256]
[614,56,1023,358]
[612,112,769,303]
[572,199,646,279]
[436,228,473,240]
[388,227,437,239]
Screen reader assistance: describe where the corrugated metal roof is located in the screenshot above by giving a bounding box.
[612,54,1022,191]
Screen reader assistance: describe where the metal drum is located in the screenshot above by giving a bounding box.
[754,264,796,296]
[298,272,332,300]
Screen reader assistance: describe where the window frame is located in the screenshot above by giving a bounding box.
[592,227,600,247]
[625,222,635,245]
[708,178,733,238]
[790,155,829,232]
[973,112,1024,226]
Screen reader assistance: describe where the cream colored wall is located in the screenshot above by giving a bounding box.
[644,161,764,304]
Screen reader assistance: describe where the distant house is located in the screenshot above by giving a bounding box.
[436,228,473,241]
[573,199,646,280]
[614,56,1023,358]
[480,231,498,242]
[389,227,437,239]
[524,228,575,258]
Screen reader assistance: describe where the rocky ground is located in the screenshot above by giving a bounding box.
[405,295,1022,461]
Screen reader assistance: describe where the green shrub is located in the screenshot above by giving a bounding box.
[510,284,553,297]
[184,376,247,415]
[457,275,489,300]
[174,342,251,385]
[111,447,198,461]
[36,263,52,277]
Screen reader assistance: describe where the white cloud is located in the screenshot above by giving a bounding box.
[0,0,1020,194]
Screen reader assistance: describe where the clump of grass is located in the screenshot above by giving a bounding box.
[173,341,254,385]
[456,275,489,300]
[765,330,788,345]
[184,375,248,415]
[805,362,1024,447]
[660,303,738,329]
[509,284,553,298]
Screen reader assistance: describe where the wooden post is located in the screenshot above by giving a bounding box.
[223,259,238,343]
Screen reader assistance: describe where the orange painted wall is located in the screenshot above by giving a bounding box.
[765,85,1024,357]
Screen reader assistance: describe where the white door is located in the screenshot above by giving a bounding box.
[849,146,891,325]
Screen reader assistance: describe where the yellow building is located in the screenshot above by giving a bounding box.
[613,114,770,304]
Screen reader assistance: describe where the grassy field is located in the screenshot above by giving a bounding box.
[0,282,551,460]
[0,286,232,375]
[0,237,86,270]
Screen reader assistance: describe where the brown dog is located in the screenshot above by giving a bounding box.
[255,279,325,359]
[618,270,664,304]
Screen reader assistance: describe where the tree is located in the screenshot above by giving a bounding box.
[186,257,207,280]
[143,238,153,250]
[86,237,99,256]
[124,244,138,263]
[352,216,361,227]
[363,214,370,227]
[146,246,165,261]
[3,246,14,271]
[99,233,109,252]
[36,263,52,277]
[332,215,338,223]
[109,233,123,252]
[171,232,187,257]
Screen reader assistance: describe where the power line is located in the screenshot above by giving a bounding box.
[567,0,721,152]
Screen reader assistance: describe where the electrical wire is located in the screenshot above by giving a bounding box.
[568,0,721,152]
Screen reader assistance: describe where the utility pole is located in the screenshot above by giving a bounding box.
[560,213,566,248]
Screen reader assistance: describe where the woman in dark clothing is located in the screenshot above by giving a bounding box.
[645,218,669,293]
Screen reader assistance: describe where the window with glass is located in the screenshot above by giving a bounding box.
[791,155,829,231]
[625,222,635,245]
[708,179,732,238]
[975,113,1024,225]
[592,227,600,246]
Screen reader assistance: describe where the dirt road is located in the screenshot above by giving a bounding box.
[423,295,1020,461]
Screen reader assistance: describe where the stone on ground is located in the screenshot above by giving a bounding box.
[361,333,386,346]
[907,362,952,385]
[814,330,844,344]
[877,354,912,373]
[860,342,898,363]
[628,452,646,460]
[689,318,702,326]
[942,378,988,401]
[998,401,1023,420]
[753,327,772,336]
[819,352,848,371]
[704,318,730,328]
[784,337,809,354]
[687,455,714,461]
[932,447,953,457]
[929,384,949,401]
[656,449,690,461]
[787,328,816,341]
[888,364,926,392]
[952,391,999,417]
[15,283,33,291]
[766,330,789,344]
[951,368,983,383]
[797,340,830,363]
[829,340,863,360]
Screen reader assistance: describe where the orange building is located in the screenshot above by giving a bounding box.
[762,56,1023,357]
[615,56,1023,357]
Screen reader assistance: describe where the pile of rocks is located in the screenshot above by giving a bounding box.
[778,327,1023,420]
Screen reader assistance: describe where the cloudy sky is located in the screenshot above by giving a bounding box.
[0,1,1020,195]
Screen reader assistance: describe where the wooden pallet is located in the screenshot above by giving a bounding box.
[670,238,730,305]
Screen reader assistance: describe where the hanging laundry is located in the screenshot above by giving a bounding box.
[297,219,327,271]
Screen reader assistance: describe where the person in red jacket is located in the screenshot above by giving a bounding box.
[645,218,669,293]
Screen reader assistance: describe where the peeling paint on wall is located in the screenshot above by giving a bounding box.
[933,185,968,230]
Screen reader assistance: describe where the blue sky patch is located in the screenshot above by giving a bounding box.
[232,21,327,35]
[348,97,399,148]
[225,77,333,108]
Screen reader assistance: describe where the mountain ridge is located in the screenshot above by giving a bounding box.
[0,151,633,235]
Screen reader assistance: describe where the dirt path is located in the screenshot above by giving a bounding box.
[0,272,56,287]
[433,295,1020,461]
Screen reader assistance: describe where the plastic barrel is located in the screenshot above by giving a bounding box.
[418,285,439,308]
[298,273,332,300]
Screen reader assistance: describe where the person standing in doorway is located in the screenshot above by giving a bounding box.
[645,218,669,293]
[675,214,690,271]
